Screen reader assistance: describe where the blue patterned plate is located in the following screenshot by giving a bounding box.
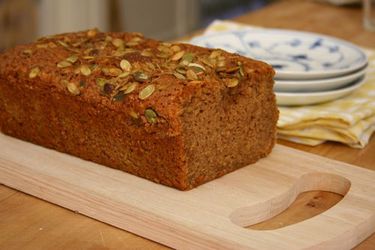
[190,29,368,80]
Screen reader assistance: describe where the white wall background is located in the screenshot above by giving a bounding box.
[38,0,109,36]
[37,0,199,40]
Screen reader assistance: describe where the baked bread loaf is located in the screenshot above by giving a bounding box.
[0,29,278,190]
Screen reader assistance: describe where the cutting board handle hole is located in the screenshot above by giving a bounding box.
[229,172,351,229]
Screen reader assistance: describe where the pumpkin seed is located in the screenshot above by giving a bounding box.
[175,66,186,74]
[171,50,185,61]
[57,40,69,48]
[120,59,132,71]
[113,49,126,57]
[162,42,172,47]
[66,55,78,64]
[126,41,139,47]
[126,37,142,46]
[57,60,72,68]
[188,63,205,72]
[171,45,181,52]
[209,50,221,59]
[36,44,48,49]
[80,65,91,76]
[122,82,138,94]
[141,50,153,57]
[112,38,124,48]
[124,48,137,54]
[87,29,98,38]
[79,80,86,87]
[48,42,57,48]
[173,72,186,80]
[201,57,215,68]
[29,67,40,79]
[180,53,194,66]
[106,67,122,76]
[146,62,156,71]
[225,78,239,88]
[188,80,204,85]
[144,108,157,123]
[105,35,112,42]
[217,59,226,68]
[238,62,245,77]
[226,66,239,73]
[113,91,125,101]
[67,82,80,95]
[133,71,149,82]
[139,84,155,100]
[186,69,198,81]
[156,52,169,58]
[23,49,32,56]
[82,56,95,60]
[118,71,130,78]
[129,110,139,119]
[96,78,107,88]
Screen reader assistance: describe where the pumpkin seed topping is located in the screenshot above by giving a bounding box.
[144,108,157,123]
[67,82,80,95]
[175,66,186,75]
[173,72,186,80]
[113,91,125,101]
[112,38,124,48]
[129,110,139,119]
[103,67,122,77]
[133,71,149,82]
[122,82,138,94]
[87,29,98,38]
[36,44,48,49]
[180,53,194,66]
[118,71,130,78]
[80,65,91,76]
[23,49,32,56]
[66,55,78,64]
[186,69,198,81]
[171,45,181,52]
[209,50,221,59]
[188,63,205,72]
[57,60,72,68]
[139,84,155,100]
[238,62,245,77]
[96,78,107,89]
[29,67,40,79]
[113,49,126,57]
[141,50,153,57]
[225,78,239,88]
[171,50,185,61]
[57,40,69,48]
[120,59,132,71]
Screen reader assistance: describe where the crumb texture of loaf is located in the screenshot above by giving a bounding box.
[0,29,278,190]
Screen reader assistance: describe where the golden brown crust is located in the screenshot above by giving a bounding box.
[0,29,278,190]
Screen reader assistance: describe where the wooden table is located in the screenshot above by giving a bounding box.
[1,1,374,249]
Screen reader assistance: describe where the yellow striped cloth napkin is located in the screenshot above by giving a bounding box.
[201,20,375,148]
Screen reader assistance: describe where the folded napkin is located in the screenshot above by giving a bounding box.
[201,20,375,148]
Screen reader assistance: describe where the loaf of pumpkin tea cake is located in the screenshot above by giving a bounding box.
[0,29,278,190]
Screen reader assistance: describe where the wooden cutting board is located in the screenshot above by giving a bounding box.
[0,133,374,250]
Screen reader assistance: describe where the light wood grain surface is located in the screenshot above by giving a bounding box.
[1,0,375,249]
[1,134,375,250]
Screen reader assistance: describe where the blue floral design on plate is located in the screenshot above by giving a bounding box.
[190,29,368,80]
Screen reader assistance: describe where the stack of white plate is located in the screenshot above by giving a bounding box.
[190,29,368,106]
